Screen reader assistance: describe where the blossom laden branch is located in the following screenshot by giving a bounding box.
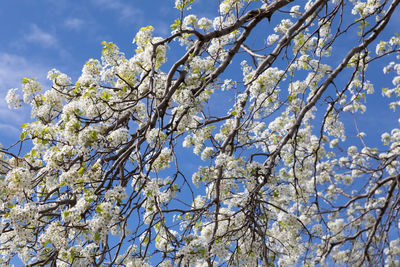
[2,0,400,266]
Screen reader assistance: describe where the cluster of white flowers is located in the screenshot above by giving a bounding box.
[290,5,301,17]
[151,147,173,171]
[219,0,243,15]
[183,126,214,155]
[266,33,279,45]
[182,14,197,30]
[107,128,130,147]
[351,0,383,17]
[39,222,67,250]
[274,19,293,34]
[21,77,42,103]
[200,147,213,161]
[47,69,71,86]
[146,128,167,147]
[376,40,390,56]
[82,59,101,77]
[5,88,20,109]
[174,0,195,10]
[6,167,33,200]
[381,35,400,110]
[384,238,400,266]
[197,17,212,30]
[133,26,154,48]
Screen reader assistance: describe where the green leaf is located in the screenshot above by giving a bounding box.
[20,132,28,140]
[101,91,111,100]
[43,240,50,247]
[170,19,181,30]
[78,167,85,175]
[21,77,33,84]
[94,233,101,241]
[96,204,103,214]
[89,131,98,141]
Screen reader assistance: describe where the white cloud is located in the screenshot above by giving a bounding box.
[64,18,85,30]
[0,122,21,139]
[92,0,143,22]
[0,53,49,90]
[25,24,58,48]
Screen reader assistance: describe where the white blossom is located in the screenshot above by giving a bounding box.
[5,88,21,109]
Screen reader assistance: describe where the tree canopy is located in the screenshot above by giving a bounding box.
[2,0,400,266]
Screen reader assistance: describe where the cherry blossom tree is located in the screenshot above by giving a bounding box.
[2,0,400,265]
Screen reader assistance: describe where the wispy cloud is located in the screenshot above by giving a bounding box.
[92,0,143,23]
[0,122,21,142]
[24,24,58,48]
[0,53,48,90]
[64,18,85,31]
